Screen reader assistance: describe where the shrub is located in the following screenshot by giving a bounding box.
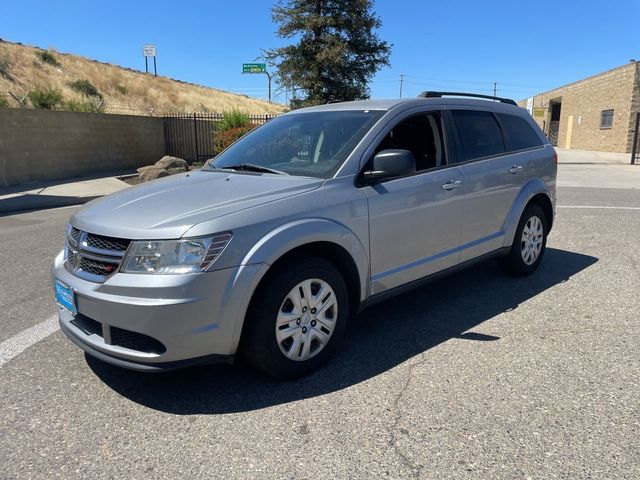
[69,79,102,99]
[29,87,63,109]
[64,98,104,113]
[36,50,61,67]
[214,125,254,154]
[217,109,251,131]
[0,93,8,108]
[114,84,128,95]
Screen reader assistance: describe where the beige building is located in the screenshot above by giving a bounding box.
[518,61,640,153]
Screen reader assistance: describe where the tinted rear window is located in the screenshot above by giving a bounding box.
[498,113,543,151]
[451,110,505,162]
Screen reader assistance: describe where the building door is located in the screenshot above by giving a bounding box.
[548,100,562,146]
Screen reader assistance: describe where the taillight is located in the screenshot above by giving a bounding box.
[553,151,558,164]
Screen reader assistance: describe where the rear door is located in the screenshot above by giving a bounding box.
[447,109,528,261]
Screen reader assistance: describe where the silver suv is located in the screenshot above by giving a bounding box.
[52,92,556,379]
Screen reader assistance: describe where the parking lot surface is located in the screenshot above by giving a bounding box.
[1,164,639,479]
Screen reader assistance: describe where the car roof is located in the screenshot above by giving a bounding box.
[287,97,527,115]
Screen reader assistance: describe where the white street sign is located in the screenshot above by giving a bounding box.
[143,45,156,57]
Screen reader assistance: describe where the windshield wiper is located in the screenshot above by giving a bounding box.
[220,163,289,175]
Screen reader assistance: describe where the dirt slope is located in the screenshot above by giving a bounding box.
[0,39,284,115]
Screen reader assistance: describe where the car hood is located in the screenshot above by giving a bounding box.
[71,170,323,239]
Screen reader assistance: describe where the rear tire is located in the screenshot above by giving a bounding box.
[502,204,548,276]
[241,256,349,380]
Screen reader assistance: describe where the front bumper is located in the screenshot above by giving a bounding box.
[52,250,268,370]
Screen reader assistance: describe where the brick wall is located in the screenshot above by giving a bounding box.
[518,62,639,153]
[0,109,165,187]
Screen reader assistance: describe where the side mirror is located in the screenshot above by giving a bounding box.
[363,149,416,183]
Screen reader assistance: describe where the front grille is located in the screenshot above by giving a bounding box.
[79,257,119,276]
[65,227,131,283]
[70,227,82,243]
[111,327,166,354]
[85,233,131,253]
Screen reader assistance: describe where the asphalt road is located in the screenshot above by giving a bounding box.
[1,165,639,479]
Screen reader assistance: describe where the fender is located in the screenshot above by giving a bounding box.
[502,178,552,247]
[240,217,369,300]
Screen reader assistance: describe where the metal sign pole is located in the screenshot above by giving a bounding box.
[266,71,272,103]
[153,56,157,77]
[145,57,148,74]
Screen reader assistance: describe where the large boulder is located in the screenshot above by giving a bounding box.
[137,166,170,182]
[155,156,188,171]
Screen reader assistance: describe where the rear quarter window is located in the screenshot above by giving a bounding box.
[497,113,543,151]
[450,110,505,162]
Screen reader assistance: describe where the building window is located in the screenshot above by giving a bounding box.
[600,109,614,129]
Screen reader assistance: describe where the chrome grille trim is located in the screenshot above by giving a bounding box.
[65,228,131,283]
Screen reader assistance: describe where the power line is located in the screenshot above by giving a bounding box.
[397,74,551,90]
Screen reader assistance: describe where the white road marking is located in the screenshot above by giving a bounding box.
[0,314,59,367]
[557,205,640,210]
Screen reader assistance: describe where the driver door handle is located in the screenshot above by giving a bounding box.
[508,165,524,174]
[442,180,462,191]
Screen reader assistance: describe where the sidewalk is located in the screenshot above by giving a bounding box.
[556,148,633,165]
[0,174,130,215]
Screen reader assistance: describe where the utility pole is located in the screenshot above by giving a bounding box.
[493,82,497,99]
[399,74,404,98]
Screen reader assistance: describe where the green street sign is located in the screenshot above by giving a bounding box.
[242,63,266,74]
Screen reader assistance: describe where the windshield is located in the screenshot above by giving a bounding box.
[206,110,384,178]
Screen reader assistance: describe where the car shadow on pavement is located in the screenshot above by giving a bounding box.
[88,247,598,414]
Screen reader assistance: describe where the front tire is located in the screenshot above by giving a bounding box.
[241,256,349,379]
[503,204,548,276]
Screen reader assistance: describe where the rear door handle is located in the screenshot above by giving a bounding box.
[442,180,462,191]
[508,165,524,174]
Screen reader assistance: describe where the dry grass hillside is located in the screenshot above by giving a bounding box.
[0,39,284,115]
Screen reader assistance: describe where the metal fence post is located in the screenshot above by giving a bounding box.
[631,112,639,165]
[193,113,199,164]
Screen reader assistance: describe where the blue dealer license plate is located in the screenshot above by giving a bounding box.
[55,280,77,316]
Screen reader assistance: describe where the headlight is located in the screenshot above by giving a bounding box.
[121,232,232,274]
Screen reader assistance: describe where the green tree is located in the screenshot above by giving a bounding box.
[264,0,391,108]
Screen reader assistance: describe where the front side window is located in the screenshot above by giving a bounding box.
[497,113,543,151]
[372,112,446,172]
[600,109,614,129]
[451,110,505,162]
[207,110,384,178]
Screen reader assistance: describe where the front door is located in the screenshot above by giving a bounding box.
[362,111,465,294]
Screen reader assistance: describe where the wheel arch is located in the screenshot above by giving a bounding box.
[528,193,554,231]
[226,218,369,352]
[502,179,555,246]
[249,241,362,320]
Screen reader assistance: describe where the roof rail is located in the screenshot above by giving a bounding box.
[417,91,518,106]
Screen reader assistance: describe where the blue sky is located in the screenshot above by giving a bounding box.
[2,0,638,104]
